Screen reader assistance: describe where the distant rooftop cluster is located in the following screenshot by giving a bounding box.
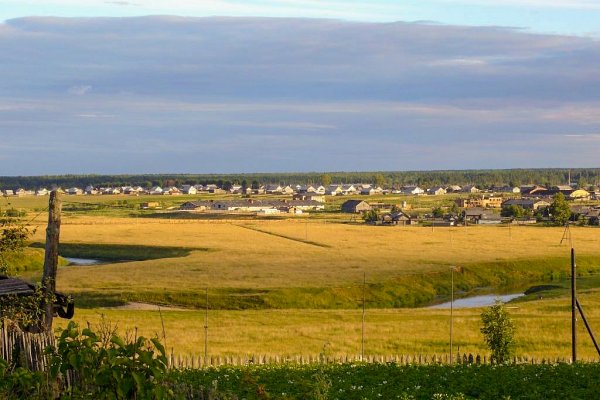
[1,182,599,201]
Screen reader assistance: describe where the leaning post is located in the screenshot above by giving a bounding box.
[42,190,62,332]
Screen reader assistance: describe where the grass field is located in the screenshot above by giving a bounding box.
[16,216,599,309]
[5,194,600,359]
[61,291,600,359]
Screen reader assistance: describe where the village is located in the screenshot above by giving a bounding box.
[2,181,599,225]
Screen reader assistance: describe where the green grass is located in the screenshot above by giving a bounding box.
[168,363,600,399]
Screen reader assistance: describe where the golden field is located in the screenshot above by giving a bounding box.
[5,194,600,359]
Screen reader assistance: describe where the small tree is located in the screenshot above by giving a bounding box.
[549,192,571,226]
[321,174,332,187]
[480,301,516,364]
[362,209,379,223]
[432,207,444,218]
[501,204,527,218]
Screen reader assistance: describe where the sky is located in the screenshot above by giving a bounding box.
[1,1,599,175]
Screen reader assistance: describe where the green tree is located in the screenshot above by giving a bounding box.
[321,174,332,187]
[432,207,444,218]
[374,173,386,188]
[362,210,379,223]
[480,301,516,364]
[549,192,571,226]
[501,205,527,218]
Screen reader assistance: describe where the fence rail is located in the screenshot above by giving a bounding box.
[166,352,575,369]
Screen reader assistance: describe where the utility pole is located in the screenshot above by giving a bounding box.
[571,248,577,363]
[42,190,61,332]
[450,266,455,364]
[361,272,366,361]
[204,287,209,363]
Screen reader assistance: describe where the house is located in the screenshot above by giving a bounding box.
[14,188,28,197]
[502,199,550,210]
[461,185,480,193]
[446,185,462,193]
[36,188,49,196]
[381,211,413,226]
[130,186,146,195]
[361,186,383,195]
[140,202,160,209]
[456,195,504,208]
[567,189,590,201]
[341,200,371,213]
[149,186,163,195]
[520,185,547,197]
[313,186,326,195]
[293,193,325,203]
[341,185,358,195]
[102,187,121,195]
[85,185,98,195]
[3,190,14,196]
[298,185,316,193]
[180,185,198,195]
[492,186,521,194]
[428,186,447,196]
[265,185,283,194]
[66,187,83,195]
[179,201,209,211]
[281,185,295,195]
[582,209,600,225]
[463,208,502,224]
[401,186,425,195]
[164,187,181,195]
[327,185,343,196]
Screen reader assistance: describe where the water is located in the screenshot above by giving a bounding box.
[64,257,103,266]
[429,293,524,309]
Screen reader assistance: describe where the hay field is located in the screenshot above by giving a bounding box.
[18,215,600,309]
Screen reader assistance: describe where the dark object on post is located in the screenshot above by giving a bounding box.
[42,190,62,332]
[0,275,74,322]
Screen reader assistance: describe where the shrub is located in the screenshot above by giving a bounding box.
[480,301,516,364]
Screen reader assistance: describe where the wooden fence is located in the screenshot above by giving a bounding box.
[0,324,55,371]
[167,352,575,369]
[0,325,581,372]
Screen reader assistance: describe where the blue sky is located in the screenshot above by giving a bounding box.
[0,2,599,175]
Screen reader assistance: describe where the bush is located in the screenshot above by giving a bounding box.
[0,321,172,399]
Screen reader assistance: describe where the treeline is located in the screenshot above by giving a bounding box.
[0,169,599,190]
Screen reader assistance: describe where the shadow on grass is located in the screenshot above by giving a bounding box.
[29,242,210,261]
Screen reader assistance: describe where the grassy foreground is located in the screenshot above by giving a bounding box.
[168,363,600,399]
[61,291,600,359]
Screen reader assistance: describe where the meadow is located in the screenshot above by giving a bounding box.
[4,194,600,359]
[60,291,600,360]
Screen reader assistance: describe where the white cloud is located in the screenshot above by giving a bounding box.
[68,85,92,95]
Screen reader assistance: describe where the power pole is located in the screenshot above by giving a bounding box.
[42,190,62,332]
[571,248,577,363]
[204,287,209,363]
[361,272,366,361]
[450,266,455,364]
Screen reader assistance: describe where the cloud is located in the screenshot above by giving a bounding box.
[68,85,92,95]
[104,1,138,5]
[0,16,599,174]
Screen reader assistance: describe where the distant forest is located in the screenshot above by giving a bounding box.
[1,169,599,190]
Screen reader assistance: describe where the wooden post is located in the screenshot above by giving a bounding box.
[42,190,61,332]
